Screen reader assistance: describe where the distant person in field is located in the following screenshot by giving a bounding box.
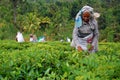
[71,5,100,53]
[29,34,38,42]
[16,31,25,42]
[33,34,38,42]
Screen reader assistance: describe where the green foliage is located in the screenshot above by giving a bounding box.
[100,27,115,42]
[0,40,120,80]
[0,0,120,41]
[17,13,40,33]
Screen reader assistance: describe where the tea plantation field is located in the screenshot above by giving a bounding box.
[0,40,120,80]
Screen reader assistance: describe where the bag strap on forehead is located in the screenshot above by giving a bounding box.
[81,6,93,12]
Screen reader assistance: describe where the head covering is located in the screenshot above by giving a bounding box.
[30,34,33,37]
[93,12,100,18]
[16,31,24,42]
[81,6,93,12]
[75,5,99,28]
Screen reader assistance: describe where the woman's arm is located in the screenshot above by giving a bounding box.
[91,20,99,51]
[73,27,82,50]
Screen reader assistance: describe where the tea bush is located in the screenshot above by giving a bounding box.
[0,40,120,80]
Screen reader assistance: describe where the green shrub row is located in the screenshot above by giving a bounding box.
[0,40,120,80]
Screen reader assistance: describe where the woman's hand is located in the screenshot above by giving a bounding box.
[77,46,83,52]
[88,45,94,51]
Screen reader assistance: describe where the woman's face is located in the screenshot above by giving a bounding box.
[82,11,90,23]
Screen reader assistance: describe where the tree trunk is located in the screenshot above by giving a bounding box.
[12,0,21,31]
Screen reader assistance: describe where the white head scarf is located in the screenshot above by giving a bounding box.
[75,6,97,28]
[16,31,24,42]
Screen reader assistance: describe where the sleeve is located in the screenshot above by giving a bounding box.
[92,20,99,51]
[72,26,81,47]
